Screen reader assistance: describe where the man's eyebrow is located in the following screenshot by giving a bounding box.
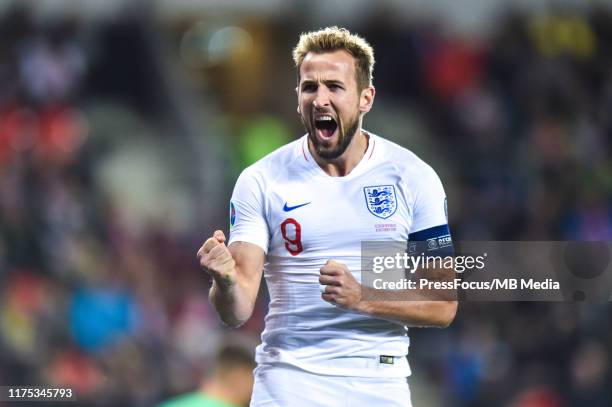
[300,79,344,85]
[300,79,345,86]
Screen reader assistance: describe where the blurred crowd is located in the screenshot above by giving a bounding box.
[0,2,611,407]
[0,5,263,406]
[359,7,612,407]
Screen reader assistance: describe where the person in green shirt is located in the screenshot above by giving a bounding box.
[158,345,255,407]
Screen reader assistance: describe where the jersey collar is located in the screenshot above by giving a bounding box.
[300,130,377,180]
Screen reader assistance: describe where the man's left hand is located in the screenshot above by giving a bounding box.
[319,260,361,310]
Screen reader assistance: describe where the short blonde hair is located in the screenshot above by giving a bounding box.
[292,26,375,90]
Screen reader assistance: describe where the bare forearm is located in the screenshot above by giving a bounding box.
[199,236,264,328]
[210,270,257,327]
[320,261,457,327]
[355,287,457,327]
[209,273,257,327]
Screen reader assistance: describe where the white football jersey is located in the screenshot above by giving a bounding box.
[228,131,449,377]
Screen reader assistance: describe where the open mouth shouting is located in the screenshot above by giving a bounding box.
[313,114,338,142]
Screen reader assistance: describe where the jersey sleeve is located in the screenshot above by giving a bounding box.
[227,168,270,254]
[408,165,453,256]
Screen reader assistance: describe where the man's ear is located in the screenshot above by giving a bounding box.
[297,105,301,114]
[359,86,375,114]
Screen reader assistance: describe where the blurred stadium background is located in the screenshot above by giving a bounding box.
[0,0,611,406]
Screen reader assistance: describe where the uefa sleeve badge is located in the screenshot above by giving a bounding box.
[229,201,236,230]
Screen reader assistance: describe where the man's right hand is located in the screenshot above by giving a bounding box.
[197,230,236,288]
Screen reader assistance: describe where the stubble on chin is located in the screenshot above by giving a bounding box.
[320,113,360,160]
[300,109,360,160]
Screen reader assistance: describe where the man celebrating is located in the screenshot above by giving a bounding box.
[198,27,457,406]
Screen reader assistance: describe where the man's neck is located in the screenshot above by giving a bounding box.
[309,129,369,177]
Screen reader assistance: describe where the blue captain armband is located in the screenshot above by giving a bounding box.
[408,224,454,257]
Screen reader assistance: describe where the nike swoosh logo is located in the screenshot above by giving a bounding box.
[283,202,311,212]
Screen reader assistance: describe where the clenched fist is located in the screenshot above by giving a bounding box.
[319,260,362,310]
[197,230,236,288]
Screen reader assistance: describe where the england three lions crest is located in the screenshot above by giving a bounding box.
[364,185,397,219]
